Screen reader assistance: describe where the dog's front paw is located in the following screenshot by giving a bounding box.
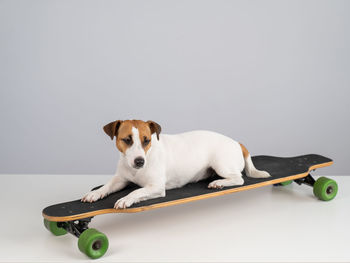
[81,190,106,203]
[114,196,137,209]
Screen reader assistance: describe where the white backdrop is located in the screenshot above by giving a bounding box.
[0,0,349,174]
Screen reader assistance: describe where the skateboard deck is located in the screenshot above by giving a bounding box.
[43,154,333,222]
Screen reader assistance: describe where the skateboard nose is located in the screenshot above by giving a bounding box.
[134,157,145,168]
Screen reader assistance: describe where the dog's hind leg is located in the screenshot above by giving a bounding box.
[208,168,244,189]
[208,149,245,189]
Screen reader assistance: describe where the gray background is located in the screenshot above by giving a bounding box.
[1,0,349,175]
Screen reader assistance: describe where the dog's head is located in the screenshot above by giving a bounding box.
[103,120,161,170]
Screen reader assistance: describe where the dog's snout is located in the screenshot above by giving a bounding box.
[134,157,145,168]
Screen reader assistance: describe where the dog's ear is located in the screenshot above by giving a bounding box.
[103,120,122,140]
[147,120,161,140]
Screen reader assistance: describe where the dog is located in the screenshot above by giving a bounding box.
[82,120,270,209]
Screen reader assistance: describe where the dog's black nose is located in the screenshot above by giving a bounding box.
[134,157,145,168]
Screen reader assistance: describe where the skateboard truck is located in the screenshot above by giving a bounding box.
[274,173,315,187]
[294,173,315,187]
[58,217,93,238]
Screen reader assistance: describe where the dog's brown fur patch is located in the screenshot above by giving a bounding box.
[239,143,249,159]
[115,121,133,153]
[115,120,153,154]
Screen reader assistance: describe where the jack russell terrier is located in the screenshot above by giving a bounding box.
[82,120,270,208]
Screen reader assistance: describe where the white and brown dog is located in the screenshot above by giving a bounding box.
[82,120,270,209]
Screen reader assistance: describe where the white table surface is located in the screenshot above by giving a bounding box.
[0,174,349,262]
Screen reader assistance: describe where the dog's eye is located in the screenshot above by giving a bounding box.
[143,137,150,147]
[122,137,132,145]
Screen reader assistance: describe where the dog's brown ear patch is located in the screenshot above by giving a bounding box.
[103,120,122,140]
[147,120,161,140]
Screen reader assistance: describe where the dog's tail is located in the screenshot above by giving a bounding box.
[239,143,270,178]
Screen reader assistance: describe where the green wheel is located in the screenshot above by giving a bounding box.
[313,177,338,201]
[43,219,67,236]
[273,180,293,186]
[280,180,293,186]
[78,228,109,259]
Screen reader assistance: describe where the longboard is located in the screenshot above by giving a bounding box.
[42,154,336,259]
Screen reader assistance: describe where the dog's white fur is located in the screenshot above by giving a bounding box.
[82,130,270,209]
